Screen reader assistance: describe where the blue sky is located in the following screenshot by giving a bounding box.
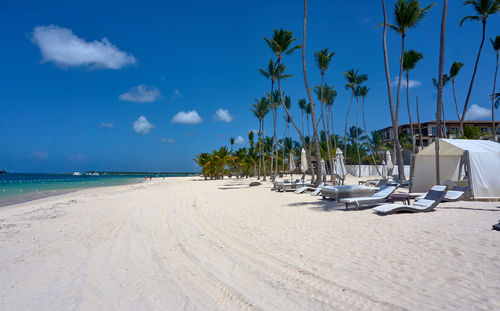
[1,0,499,173]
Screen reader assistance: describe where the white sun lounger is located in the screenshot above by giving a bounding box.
[317,185,379,200]
[275,179,307,192]
[415,186,467,202]
[373,185,447,215]
[295,182,324,194]
[339,185,398,210]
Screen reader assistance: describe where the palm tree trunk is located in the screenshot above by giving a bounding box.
[396,34,405,123]
[282,125,286,173]
[331,105,337,149]
[458,19,486,137]
[355,96,361,177]
[273,107,278,177]
[362,97,382,175]
[442,107,447,137]
[492,51,498,141]
[416,96,424,149]
[452,78,461,121]
[301,110,304,135]
[302,0,322,186]
[344,91,354,157]
[270,108,275,178]
[262,118,267,181]
[257,120,262,179]
[382,0,405,180]
[406,71,415,153]
[320,74,334,181]
[435,0,448,184]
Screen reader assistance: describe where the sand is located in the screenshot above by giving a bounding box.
[1,176,499,310]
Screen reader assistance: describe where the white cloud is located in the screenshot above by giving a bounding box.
[391,76,421,89]
[235,136,245,145]
[466,104,490,120]
[69,153,87,162]
[119,85,160,103]
[172,110,203,124]
[171,89,182,100]
[160,137,175,143]
[98,122,114,129]
[213,108,233,122]
[32,150,48,159]
[31,25,136,69]
[133,116,154,134]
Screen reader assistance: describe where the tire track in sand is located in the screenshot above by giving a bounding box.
[189,196,408,311]
[152,195,257,311]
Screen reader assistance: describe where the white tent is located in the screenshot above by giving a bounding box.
[410,139,500,199]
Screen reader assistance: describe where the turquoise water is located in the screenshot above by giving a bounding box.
[0,173,148,207]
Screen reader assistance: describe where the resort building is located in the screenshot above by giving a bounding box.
[379,120,500,148]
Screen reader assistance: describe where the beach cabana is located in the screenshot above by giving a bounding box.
[410,139,500,200]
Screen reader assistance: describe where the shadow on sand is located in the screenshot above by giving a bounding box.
[287,200,378,212]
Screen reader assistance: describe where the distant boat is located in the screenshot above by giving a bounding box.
[0,168,6,174]
[73,172,82,176]
[85,172,99,176]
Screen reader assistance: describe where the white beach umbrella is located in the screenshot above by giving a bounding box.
[320,159,327,176]
[386,150,394,176]
[289,153,296,172]
[300,148,308,173]
[334,148,347,178]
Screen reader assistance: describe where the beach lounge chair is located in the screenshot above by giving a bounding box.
[373,185,447,215]
[317,185,379,200]
[339,185,398,210]
[275,179,307,192]
[415,185,467,202]
[295,182,324,194]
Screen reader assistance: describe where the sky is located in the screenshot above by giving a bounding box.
[1,0,499,173]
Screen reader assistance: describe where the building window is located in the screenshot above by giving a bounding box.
[431,127,436,135]
[481,127,488,133]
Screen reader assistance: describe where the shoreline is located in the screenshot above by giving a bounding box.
[0,177,145,208]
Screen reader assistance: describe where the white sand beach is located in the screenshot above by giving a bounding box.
[1,176,499,310]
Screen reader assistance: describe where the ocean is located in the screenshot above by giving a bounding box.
[0,173,173,207]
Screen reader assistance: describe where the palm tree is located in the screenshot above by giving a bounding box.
[435,0,448,184]
[358,86,381,174]
[229,137,235,152]
[353,86,363,176]
[281,95,292,173]
[449,61,464,120]
[391,0,434,123]
[267,90,281,177]
[305,102,312,139]
[314,49,336,180]
[259,59,291,178]
[402,50,423,153]
[458,0,500,137]
[301,0,323,185]
[433,74,451,137]
[490,35,500,140]
[298,98,307,134]
[416,96,424,149]
[382,0,406,180]
[324,85,338,150]
[250,97,270,180]
[264,28,318,183]
[343,69,368,158]
[193,153,212,180]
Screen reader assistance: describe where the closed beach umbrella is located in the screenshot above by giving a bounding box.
[289,153,296,172]
[300,148,308,173]
[386,150,394,176]
[320,159,327,177]
[334,148,347,179]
